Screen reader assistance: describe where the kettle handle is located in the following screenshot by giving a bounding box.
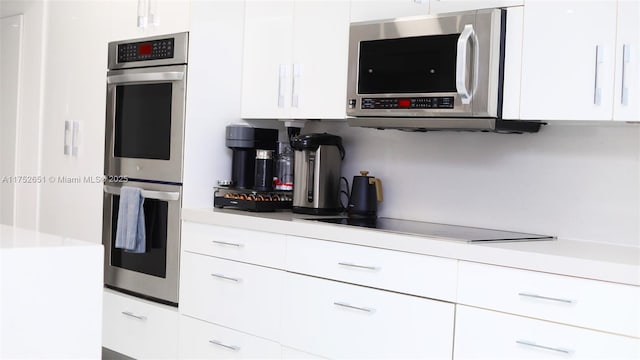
[369,177,383,202]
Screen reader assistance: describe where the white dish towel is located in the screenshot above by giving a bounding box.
[115,186,146,253]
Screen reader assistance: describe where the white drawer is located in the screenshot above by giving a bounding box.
[454,305,640,360]
[282,273,455,359]
[103,289,179,359]
[457,261,640,337]
[182,221,286,268]
[178,315,281,359]
[179,252,284,341]
[286,235,457,301]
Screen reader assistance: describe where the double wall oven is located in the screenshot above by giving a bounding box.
[103,32,188,306]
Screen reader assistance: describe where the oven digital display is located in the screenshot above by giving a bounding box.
[138,43,153,55]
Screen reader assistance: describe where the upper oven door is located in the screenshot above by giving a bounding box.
[105,64,186,183]
[346,9,504,119]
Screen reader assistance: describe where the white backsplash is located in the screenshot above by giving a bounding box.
[304,121,640,247]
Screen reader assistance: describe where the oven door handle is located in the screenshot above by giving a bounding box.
[104,185,180,202]
[107,71,184,84]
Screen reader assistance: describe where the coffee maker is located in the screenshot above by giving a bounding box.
[290,133,345,215]
[225,125,278,189]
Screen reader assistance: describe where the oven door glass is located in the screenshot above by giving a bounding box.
[357,34,459,94]
[114,83,172,160]
[109,195,168,277]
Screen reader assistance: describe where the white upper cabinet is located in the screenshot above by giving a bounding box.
[109,0,190,41]
[613,0,639,121]
[241,0,349,120]
[430,0,522,14]
[350,0,430,22]
[519,1,618,121]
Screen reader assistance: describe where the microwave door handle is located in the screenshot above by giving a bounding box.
[107,72,184,84]
[103,185,180,202]
[456,24,476,105]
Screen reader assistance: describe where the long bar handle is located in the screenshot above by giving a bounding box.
[278,64,287,108]
[518,292,575,304]
[338,262,379,271]
[516,340,571,355]
[621,44,630,106]
[334,302,375,313]
[122,311,147,321]
[211,240,243,247]
[103,185,180,202]
[211,273,242,283]
[594,45,604,105]
[107,71,184,84]
[456,24,476,105]
[292,63,301,108]
[208,339,240,352]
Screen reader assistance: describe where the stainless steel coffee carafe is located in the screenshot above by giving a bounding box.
[290,133,345,215]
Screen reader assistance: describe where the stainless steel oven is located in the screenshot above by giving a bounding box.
[105,32,188,183]
[103,32,188,306]
[103,181,181,305]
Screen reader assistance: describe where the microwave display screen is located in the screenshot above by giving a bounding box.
[358,34,458,94]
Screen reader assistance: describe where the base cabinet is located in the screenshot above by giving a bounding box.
[282,273,455,359]
[179,315,281,359]
[103,289,179,359]
[454,305,640,360]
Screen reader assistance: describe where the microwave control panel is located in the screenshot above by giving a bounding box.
[117,38,175,63]
[360,97,454,110]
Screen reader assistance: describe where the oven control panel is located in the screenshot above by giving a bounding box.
[117,38,175,63]
[361,97,454,109]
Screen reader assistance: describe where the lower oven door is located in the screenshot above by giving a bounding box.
[102,180,181,305]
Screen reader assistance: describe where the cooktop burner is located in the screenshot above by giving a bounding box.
[306,217,555,242]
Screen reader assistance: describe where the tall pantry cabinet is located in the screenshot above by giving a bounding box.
[37,0,190,243]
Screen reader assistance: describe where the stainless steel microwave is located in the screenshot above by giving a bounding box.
[346,8,542,133]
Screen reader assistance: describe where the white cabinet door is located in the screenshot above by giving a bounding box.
[179,315,282,359]
[103,289,179,359]
[350,0,430,22]
[109,0,190,41]
[430,0,522,14]
[290,0,349,119]
[454,305,640,360]
[519,1,617,121]
[241,0,295,119]
[613,0,640,121]
[282,272,455,359]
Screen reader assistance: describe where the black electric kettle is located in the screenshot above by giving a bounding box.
[347,171,383,218]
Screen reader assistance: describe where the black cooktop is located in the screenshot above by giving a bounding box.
[306,217,555,243]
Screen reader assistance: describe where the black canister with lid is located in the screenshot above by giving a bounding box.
[254,149,274,191]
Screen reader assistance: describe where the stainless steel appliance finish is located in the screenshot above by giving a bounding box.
[105,32,188,183]
[103,32,188,306]
[346,9,542,133]
[291,134,345,215]
[306,217,555,242]
[103,180,182,305]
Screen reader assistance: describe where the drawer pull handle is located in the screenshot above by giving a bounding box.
[121,311,147,321]
[516,340,571,355]
[211,273,242,283]
[333,302,375,313]
[211,240,243,247]
[518,293,575,304]
[338,262,379,271]
[209,339,240,352]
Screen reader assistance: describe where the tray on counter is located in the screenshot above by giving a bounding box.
[213,187,292,212]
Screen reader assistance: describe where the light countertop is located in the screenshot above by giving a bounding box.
[183,208,640,286]
[0,224,99,249]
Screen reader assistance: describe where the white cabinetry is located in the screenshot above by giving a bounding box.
[455,305,640,360]
[103,289,179,359]
[109,0,190,41]
[613,0,640,121]
[350,0,430,22]
[282,272,455,359]
[519,0,638,121]
[241,0,349,120]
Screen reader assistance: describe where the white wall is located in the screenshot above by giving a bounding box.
[0,1,47,230]
[304,121,640,247]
